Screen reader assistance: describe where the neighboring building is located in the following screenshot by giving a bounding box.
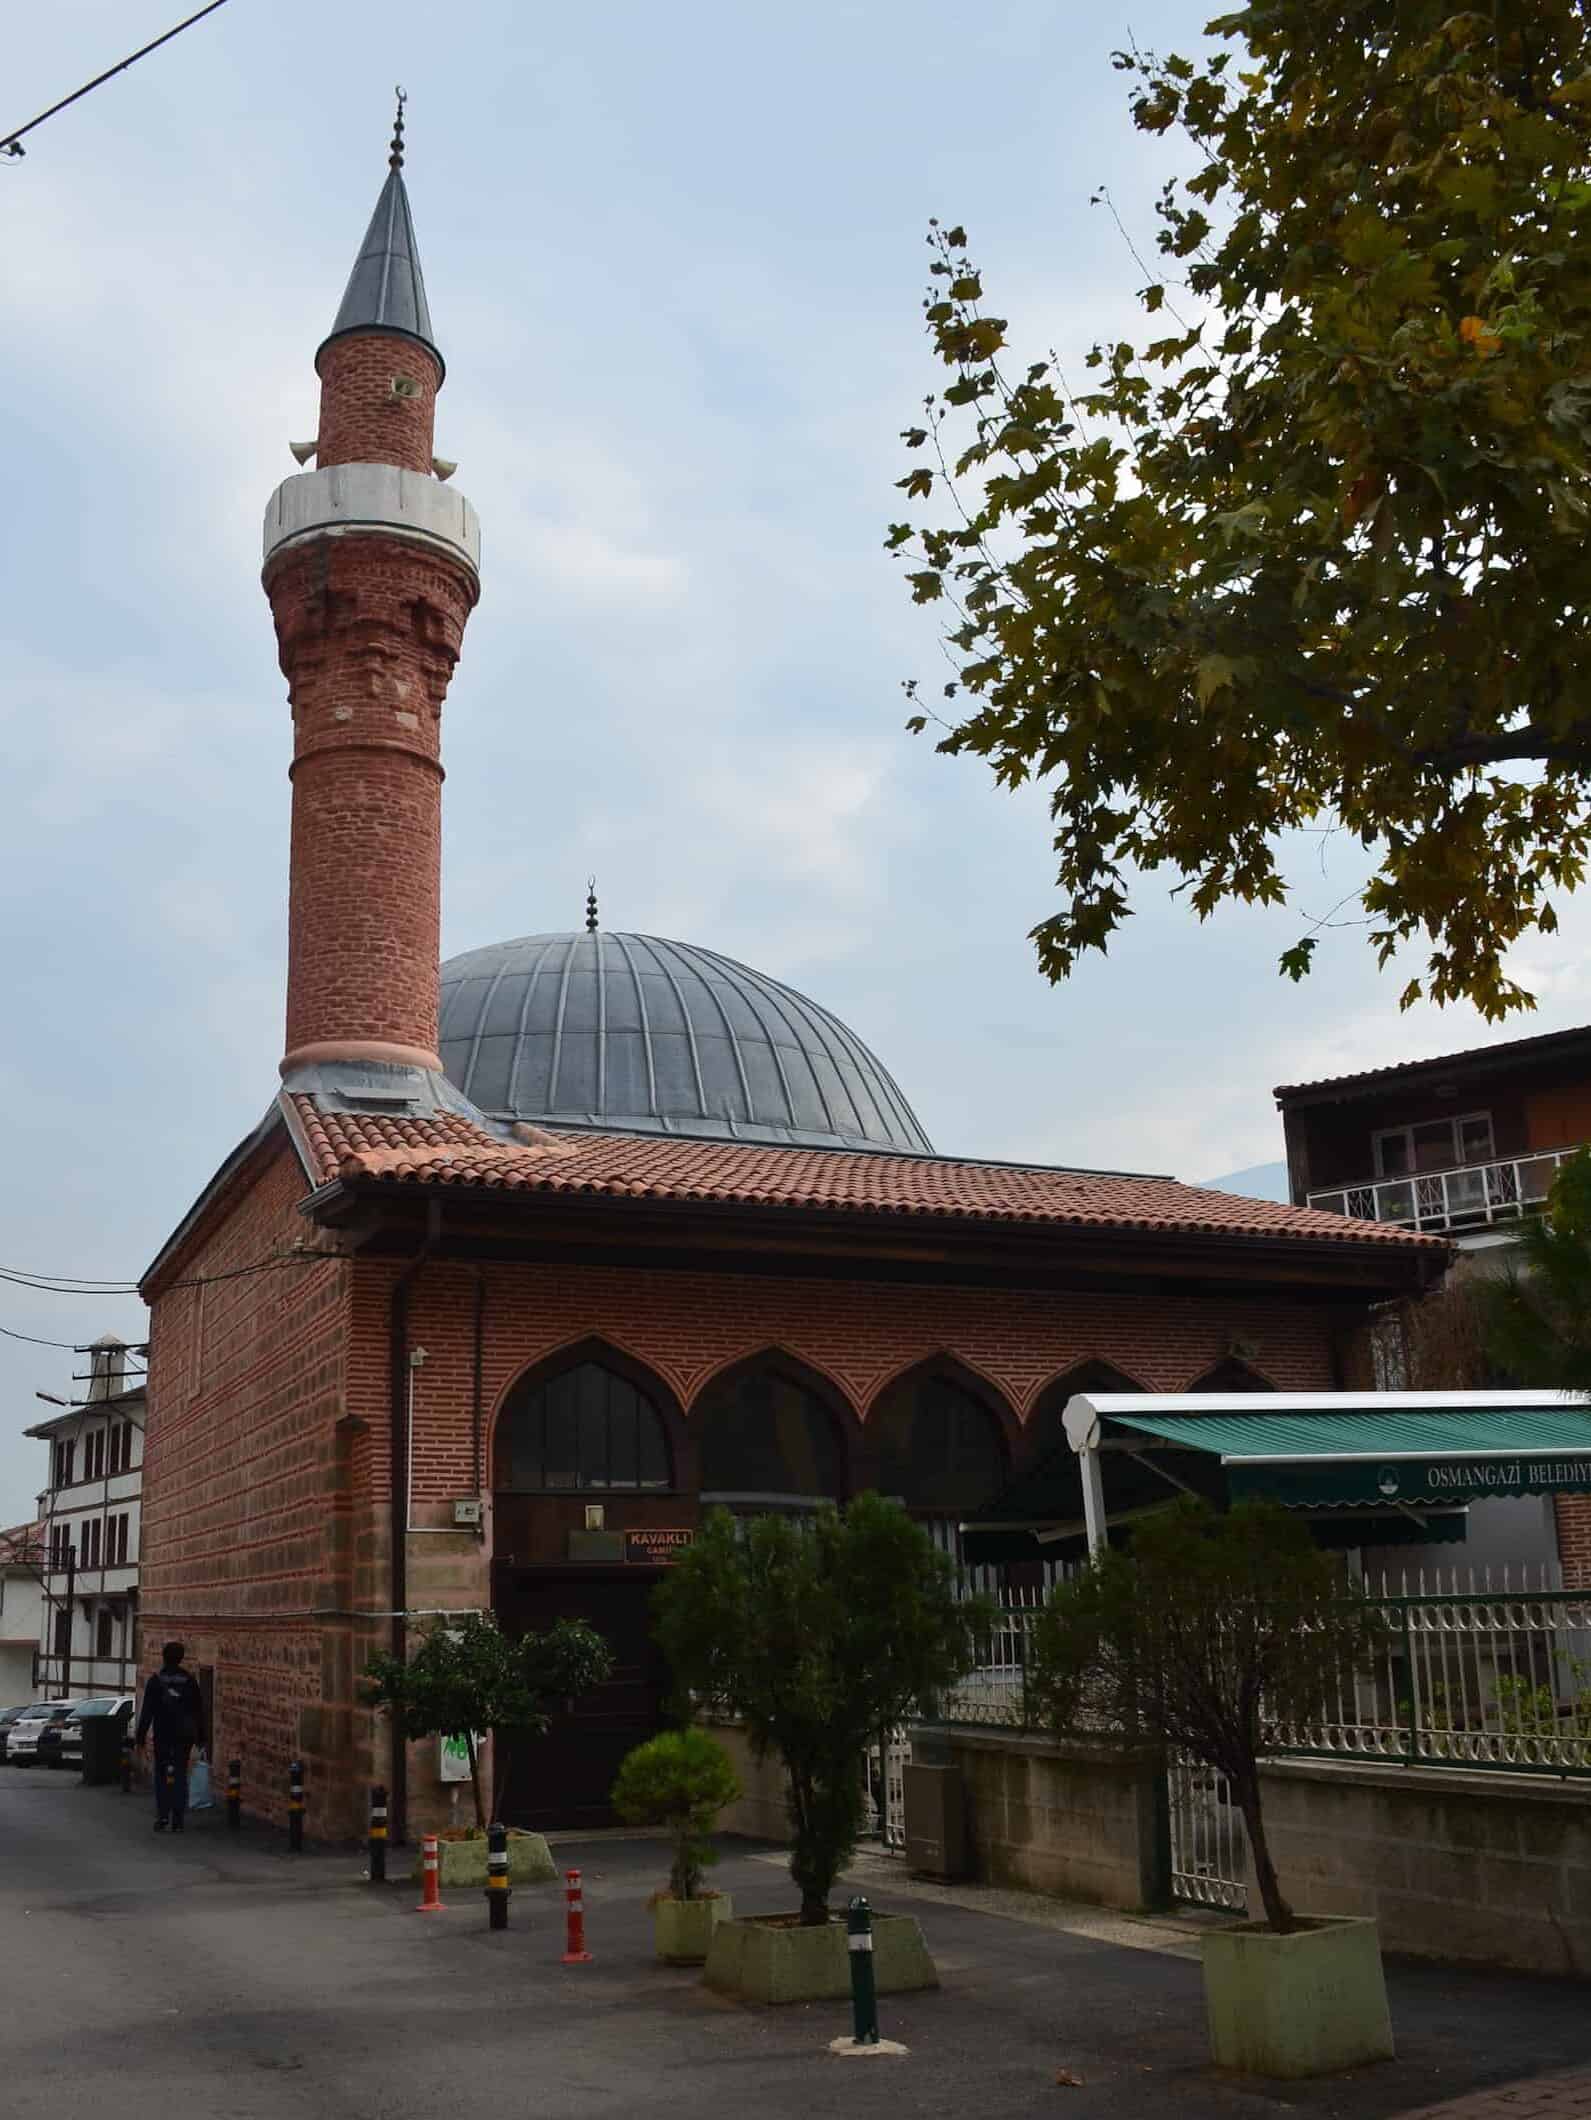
[135,129,1446,1845]
[25,1337,145,1699]
[1277,1031,1591,1588]
[0,1523,44,1703]
[1275,1025,1591,1250]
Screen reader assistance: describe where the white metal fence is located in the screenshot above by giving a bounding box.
[1307,1145,1580,1235]
[936,1567,1591,1780]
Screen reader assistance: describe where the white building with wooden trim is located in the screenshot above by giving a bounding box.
[26,1337,145,1699]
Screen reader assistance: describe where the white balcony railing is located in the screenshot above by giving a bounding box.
[1307,1145,1583,1235]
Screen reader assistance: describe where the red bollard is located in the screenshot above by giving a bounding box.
[561,1867,592,1963]
[415,1831,446,1914]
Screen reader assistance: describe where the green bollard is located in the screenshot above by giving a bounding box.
[846,1895,879,2047]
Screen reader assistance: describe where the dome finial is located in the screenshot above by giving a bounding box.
[585,877,599,933]
[389,84,407,171]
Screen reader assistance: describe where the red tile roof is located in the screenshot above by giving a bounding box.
[289,1096,1443,1250]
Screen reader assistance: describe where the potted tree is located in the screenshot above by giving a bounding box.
[362,1611,612,1886]
[1028,1499,1390,2079]
[612,1729,741,1963]
[653,1493,989,2003]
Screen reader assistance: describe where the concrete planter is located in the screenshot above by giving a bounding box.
[1202,1916,1393,2079]
[703,1913,938,2005]
[652,1893,731,1965]
[410,1830,558,1888]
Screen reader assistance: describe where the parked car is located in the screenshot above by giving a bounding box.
[55,1696,134,1770]
[0,1703,45,1764]
[7,1702,83,1765]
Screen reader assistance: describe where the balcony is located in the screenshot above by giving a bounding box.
[1307,1145,1583,1236]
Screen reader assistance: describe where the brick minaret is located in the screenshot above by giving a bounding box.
[262,103,481,1078]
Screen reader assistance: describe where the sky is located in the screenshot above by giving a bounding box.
[3,0,1588,1525]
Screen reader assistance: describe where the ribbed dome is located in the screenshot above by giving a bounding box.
[438,932,933,1154]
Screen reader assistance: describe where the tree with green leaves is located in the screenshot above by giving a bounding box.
[1027,1500,1374,1933]
[1487,1145,1591,1387]
[891,2,1591,1020]
[611,1728,741,1902]
[362,1611,613,1830]
[653,1494,990,1925]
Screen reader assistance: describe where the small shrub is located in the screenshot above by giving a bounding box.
[612,1729,740,1901]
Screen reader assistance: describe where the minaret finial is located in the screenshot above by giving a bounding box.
[585,878,599,934]
[390,85,407,171]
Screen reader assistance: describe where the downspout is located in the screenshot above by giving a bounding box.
[389,1197,442,1845]
[471,1270,487,1499]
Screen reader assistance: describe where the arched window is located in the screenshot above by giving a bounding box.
[695,1361,846,1502]
[499,1360,672,1491]
[1188,1358,1272,1392]
[869,1367,1009,1514]
[1024,1361,1146,1463]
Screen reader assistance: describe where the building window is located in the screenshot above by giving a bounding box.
[696,1362,846,1502]
[96,1607,113,1659]
[52,1606,69,1659]
[869,1368,1009,1515]
[1374,1112,1494,1179]
[116,1514,129,1565]
[499,1361,671,1492]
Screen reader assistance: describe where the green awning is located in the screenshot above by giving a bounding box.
[1106,1405,1591,1509]
[959,1391,1591,1563]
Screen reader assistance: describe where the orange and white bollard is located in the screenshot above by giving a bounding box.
[561,1867,592,1963]
[416,1832,446,1914]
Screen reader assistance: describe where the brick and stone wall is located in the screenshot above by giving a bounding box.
[264,527,477,1071]
[314,335,439,474]
[139,1141,371,1837]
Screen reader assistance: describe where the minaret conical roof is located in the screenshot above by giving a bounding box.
[316,160,442,380]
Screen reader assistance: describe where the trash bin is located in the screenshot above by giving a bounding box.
[79,1715,124,1786]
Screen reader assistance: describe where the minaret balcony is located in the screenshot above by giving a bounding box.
[263,461,479,580]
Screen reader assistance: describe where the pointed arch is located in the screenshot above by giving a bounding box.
[1024,1359,1150,1465]
[492,1336,684,1492]
[689,1348,859,1504]
[1185,1356,1276,1393]
[864,1354,1016,1515]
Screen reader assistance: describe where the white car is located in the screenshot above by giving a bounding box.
[7,1702,83,1764]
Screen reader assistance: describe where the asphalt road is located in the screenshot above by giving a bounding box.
[2,1768,1588,2120]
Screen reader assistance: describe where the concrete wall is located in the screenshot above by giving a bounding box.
[939,1728,1169,1908]
[711,1719,1169,1912]
[707,1722,793,1843]
[1256,1758,1591,1977]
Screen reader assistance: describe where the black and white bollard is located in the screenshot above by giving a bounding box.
[368,1784,387,1883]
[288,1760,305,1852]
[485,1820,509,1930]
[226,1759,242,1831]
[846,1895,879,2047]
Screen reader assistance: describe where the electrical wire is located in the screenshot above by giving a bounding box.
[0,1250,337,1298]
[1,1,235,161]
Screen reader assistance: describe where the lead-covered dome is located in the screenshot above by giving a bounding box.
[439,931,933,1154]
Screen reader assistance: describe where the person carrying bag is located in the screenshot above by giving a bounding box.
[134,1641,207,1833]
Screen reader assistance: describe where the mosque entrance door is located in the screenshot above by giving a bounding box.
[494,1567,670,1829]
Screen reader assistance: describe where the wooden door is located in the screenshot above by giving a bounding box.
[493,1568,670,1830]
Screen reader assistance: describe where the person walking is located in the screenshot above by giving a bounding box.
[135,1641,206,1833]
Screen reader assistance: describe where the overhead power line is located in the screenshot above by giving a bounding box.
[2,0,235,161]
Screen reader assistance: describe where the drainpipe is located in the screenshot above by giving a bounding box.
[471,1270,487,1500]
[388,1198,441,1844]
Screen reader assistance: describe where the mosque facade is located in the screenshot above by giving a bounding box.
[137,136,1444,1840]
